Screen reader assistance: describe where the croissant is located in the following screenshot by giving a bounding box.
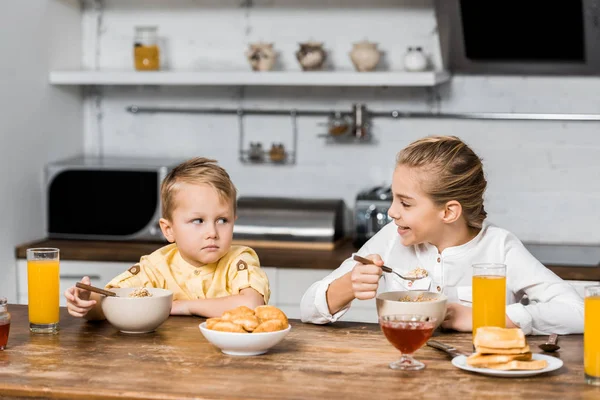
[254,319,287,333]
[231,314,260,332]
[206,317,222,330]
[221,305,255,321]
[210,320,248,333]
[254,305,288,326]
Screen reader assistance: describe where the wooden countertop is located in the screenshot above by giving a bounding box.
[1,305,598,400]
[15,238,600,281]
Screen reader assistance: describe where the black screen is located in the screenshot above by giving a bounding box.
[48,170,158,236]
[460,1,585,62]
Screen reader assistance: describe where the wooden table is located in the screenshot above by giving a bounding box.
[1,306,598,399]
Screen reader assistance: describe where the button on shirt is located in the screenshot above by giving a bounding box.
[299,221,583,335]
[105,243,270,303]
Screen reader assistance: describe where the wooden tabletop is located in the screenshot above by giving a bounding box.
[15,238,600,281]
[1,305,598,400]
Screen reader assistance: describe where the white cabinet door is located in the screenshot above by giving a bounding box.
[261,267,278,306]
[17,260,133,307]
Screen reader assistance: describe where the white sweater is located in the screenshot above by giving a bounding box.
[300,221,584,335]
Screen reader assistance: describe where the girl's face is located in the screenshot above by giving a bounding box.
[388,165,446,247]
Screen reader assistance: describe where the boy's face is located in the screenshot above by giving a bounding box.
[159,182,235,267]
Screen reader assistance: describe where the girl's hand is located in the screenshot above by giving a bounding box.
[441,303,473,332]
[350,254,384,300]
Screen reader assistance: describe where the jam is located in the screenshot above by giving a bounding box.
[381,321,434,354]
[0,322,9,350]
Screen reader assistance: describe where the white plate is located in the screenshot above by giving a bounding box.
[452,353,563,378]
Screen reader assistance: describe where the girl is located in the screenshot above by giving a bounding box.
[300,135,583,335]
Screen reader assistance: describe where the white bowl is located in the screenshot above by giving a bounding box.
[376,290,447,330]
[101,288,173,334]
[199,322,291,356]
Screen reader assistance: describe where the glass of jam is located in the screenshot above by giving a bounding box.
[379,314,437,370]
[0,297,10,350]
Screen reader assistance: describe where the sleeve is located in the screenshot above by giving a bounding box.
[104,256,163,289]
[300,222,396,325]
[504,234,584,335]
[227,250,271,304]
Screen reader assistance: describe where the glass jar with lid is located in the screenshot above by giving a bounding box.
[0,297,10,350]
[133,26,160,71]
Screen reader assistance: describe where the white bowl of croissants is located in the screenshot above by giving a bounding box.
[199,305,291,356]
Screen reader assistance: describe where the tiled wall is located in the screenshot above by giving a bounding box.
[82,0,600,244]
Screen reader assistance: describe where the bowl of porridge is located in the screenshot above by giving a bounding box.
[101,288,173,334]
[376,291,447,330]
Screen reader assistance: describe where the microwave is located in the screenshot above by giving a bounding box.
[435,0,600,75]
[46,156,183,242]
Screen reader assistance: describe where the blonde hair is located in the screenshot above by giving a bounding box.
[396,135,487,228]
[160,157,237,220]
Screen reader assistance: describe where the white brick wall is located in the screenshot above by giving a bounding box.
[82,0,600,244]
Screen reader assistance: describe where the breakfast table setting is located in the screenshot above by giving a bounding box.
[0,304,599,400]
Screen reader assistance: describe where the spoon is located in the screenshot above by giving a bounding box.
[76,282,117,297]
[538,333,560,352]
[352,254,427,281]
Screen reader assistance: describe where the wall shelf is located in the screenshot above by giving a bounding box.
[48,70,451,87]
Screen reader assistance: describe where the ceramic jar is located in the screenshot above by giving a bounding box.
[349,41,381,72]
[295,42,327,71]
[269,143,286,162]
[403,47,429,72]
[246,42,277,71]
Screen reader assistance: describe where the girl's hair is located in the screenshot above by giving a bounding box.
[160,157,237,220]
[396,135,487,228]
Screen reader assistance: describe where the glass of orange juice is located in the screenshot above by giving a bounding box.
[472,263,506,340]
[26,248,60,334]
[585,285,600,386]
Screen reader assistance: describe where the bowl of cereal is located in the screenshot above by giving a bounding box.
[199,305,291,356]
[101,288,173,334]
[376,291,447,330]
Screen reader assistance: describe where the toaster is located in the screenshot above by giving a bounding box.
[354,186,393,247]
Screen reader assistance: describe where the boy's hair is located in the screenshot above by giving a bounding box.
[160,157,237,220]
[396,135,487,228]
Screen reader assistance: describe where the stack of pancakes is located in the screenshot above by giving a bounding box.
[467,327,548,370]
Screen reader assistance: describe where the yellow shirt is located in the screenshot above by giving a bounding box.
[105,244,270,303]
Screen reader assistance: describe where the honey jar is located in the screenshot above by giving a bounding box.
[134,26,160,71]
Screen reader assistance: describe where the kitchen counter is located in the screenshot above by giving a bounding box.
[0,305,597,399]
[15,238,600,281]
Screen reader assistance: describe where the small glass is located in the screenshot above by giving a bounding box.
[0,298,11,350]
[27,248,60,334]
[134,26,160,71]
[585,285,600,386]
[472,263,506,340]
[379,314,437,370]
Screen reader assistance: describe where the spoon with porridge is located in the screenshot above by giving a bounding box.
[352,255,428,281]
[75,283,153,298]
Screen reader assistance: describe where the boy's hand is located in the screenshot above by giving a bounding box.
[350,254,384,300]
[170,300,191,316]
[64,276,97,318]
[441,303,473,332]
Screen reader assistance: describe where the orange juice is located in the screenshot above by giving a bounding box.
[585,295,600,379]
[472,276,506,337]
[27,260,60,325]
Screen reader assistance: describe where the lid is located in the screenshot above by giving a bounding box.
[357,186,392,201]
[0,297,6,306]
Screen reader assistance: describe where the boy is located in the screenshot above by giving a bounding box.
[65,157,270,319]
